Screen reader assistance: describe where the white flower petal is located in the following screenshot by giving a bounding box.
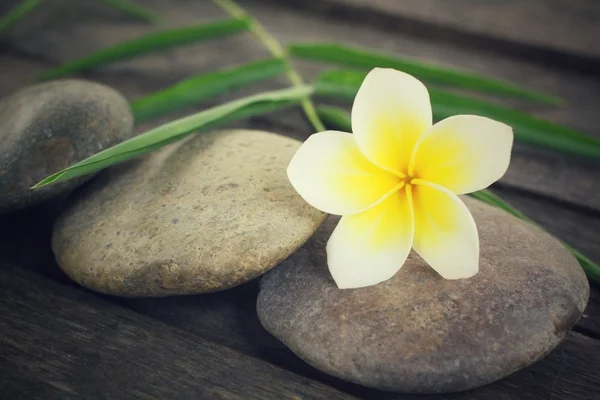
[287,130,399,215]
[326,189,414,289]
[411,115,513,194]
[412,181,479,280]
[351,68,432,174]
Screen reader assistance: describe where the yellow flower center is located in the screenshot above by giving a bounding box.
[393,169,420,190]
[377,171,422,206]
[400,174,414,187]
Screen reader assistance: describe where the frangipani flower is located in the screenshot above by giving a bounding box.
[287,68,514,289]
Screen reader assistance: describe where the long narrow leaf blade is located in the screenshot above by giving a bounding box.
[32,85,313,188]
[290,42,561,105]
[315,69,600,159]
[132,58,286,123]
[0,0,43,34]
[316,105,600,282]
[97,0,162,24]
[38,18,250,80]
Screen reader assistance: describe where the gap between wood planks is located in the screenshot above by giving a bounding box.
[263,0,600,74]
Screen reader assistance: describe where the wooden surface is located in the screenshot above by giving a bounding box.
[0,262,355,400]
[273,0,600,72]
[306,0,600,59]
[1,0,600,399]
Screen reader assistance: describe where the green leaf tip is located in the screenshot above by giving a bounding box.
[290,42,562,105]
[0,0,43,34]
[32,85,313,188]
[38,18,250,81]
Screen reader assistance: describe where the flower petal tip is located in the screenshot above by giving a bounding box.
[330,271,394,290]
[437,265,479,280]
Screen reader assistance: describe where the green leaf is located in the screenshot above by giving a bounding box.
[38,18,250,80]
[289,42,561,105]
[314,69,600,159]
[316,104,600,282]
[32,85,313,188]
[97,0,162,24]
[316,105,352,132]
[132,58,286,123]
[0,0,43,34]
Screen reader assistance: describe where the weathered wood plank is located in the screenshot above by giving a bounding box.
[3,0,599,212]
[115,280,382,397]
[0,262,357,400]
[498,151,600,214]
[270,0,600,69]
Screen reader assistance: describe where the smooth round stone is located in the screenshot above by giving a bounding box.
[52,130,326,297]
[257,198,589,394]
[0,80,134,213]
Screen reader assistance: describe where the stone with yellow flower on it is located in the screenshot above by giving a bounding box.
[287,67,513,289]
[256,203,589,393]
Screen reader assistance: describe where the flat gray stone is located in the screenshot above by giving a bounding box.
[257,198,589,393]
[52,129,326,297]
[0,79,134,213]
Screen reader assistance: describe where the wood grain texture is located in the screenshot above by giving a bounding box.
[0,262,357,400]
[3,0,599,211]
[267,0,600,69]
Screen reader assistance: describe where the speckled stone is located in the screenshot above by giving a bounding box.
[52,129,326,297]
[257,198,589,394]
[0,80,134,213]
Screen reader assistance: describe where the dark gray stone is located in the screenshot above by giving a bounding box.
[52,130,326,297]
[257,198,590,394]
[0,80,134,213]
